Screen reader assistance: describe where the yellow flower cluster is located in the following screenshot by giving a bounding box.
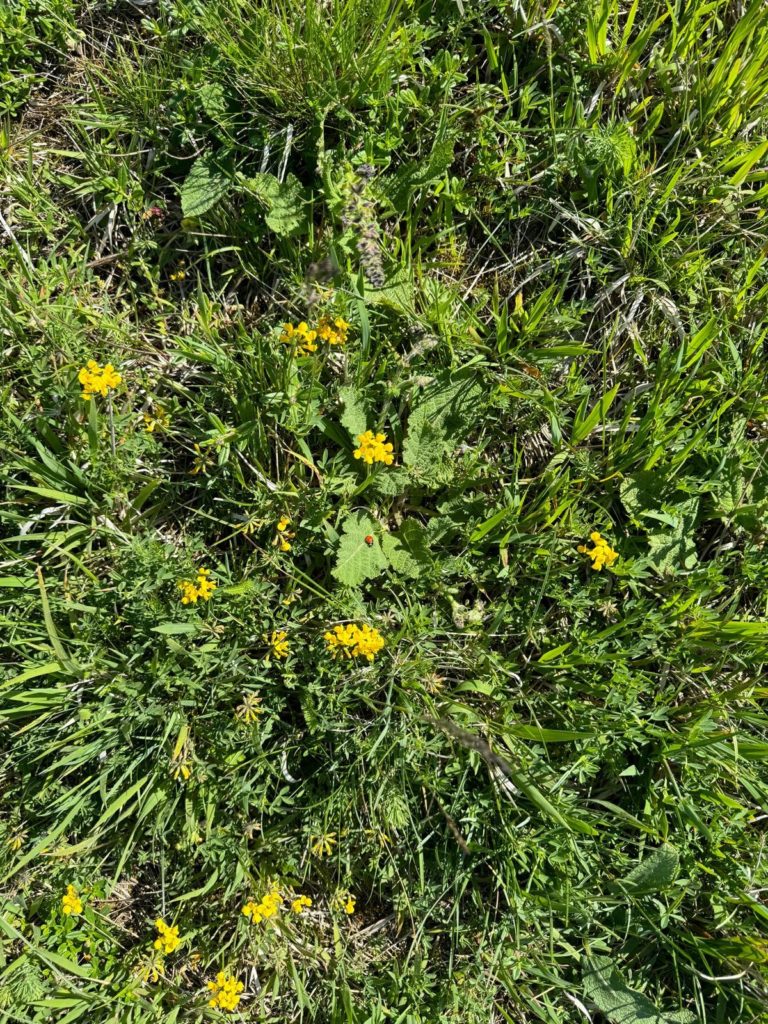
[280,321,319,354]
[291,894,312,914]
[269,630,290,659]
[242,886,282,924]
[235,693,263,724]
[153,918,181,954]
[334,891,356,915]
[78,360,122,400]
[178,567,216,604]
[317,315,349,346]
[62,884,83,916]
[275,516,294,552]
[207,971,244,1012]
[324,623,385,662]
[578,532,619,571]
[142,407,170,433]
[310,832,337,857]
[353,430,395,466]
[280,316,349,354]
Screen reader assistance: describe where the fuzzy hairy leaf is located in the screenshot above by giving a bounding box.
[332,512,388,587]
[618,845,679,894]
[180,153,230,217]
[582,956,695,1024]
[380,519,430,578]
[245,172,306,237]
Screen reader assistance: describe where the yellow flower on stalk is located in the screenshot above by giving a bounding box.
[77,359,122,400]
[324,623,385,662]
[316,315,349,346]
[242,887,282,924]
[5,829,26,852]
[280,321,318,355]
[178,568,216,604]
[207,971,244,1012]
[310,832,337,858]
[578,532,619,572]
[333,890,356,915]
[353,430,394,466]
[154,918,182,955]
[274,516,295,552]
[268,630,289,660]
[142,407,170,433]
[62,885,83,916]
[290,894,312,914]
[170,756,191,782]
[235,693,263,724]
[190,442,214,475]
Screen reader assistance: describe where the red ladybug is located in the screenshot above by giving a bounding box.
[365,535,374,546]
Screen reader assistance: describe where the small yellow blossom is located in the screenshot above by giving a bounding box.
[178,568,216,605]
[280,321,318,355]
[274,516,295,552]
[316,315,349,346]
[62,885,83,916]
[78,360,122,400]
[310,832,337,858]
[268,630,289,660]
[190,442,214,475]
[207,971,244,1012]
[291,894,312,914]
[142,407,171,433]
[236,693,263,724]
[170,751,192,782]
[5,829,26,852]
[577,532,619,572]
[169,261,186,282]
[242,887,282,924]
[324,623,385,663]
[333,890,356,915]
[353,430,395,466]
[154,918,182,955]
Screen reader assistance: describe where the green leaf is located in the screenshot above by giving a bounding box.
[380,519,430,578]
[338,386,368,439]
[180,153,230,218]
[403,419,451,485]
[646,497,699,573]
[332,512,388,587]
[151,623,200,635]
[582,956,695,1023]
[245,172,306,237]
[618,845,679,894]
[199,82,228,121]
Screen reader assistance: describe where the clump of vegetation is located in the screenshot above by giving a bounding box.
[2,0,768,1021]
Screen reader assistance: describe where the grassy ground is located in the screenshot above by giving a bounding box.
[1,0,768,1021]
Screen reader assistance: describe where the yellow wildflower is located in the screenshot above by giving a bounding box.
[190,442,214,475]
[62,885,83,916]
[77,359,122,400]
[291,894,312,914]
[142,407,170,433]
[324,623,385,663]
[5,829,26,852]
[154,918,182,955]
[207,971,244,1012]
[353,430,395,466]
[274,516,295,552]
[269,630,289,660]
[170,752,192,782]
[333,890,356,915]
[577,532,619,572]
[310,832,337,858]
[280,321,318,355]
[236,693,263,724]
[242,887,282,924]
[178,568,216,605]
[316,315,349,346]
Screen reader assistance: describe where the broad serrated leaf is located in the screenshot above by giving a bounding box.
[408,368,485,438]
[338,386,368,439]
[646,497,699,573]
[582,956,695,1024]
[332,512,388,587]
[380,519,430,578]
[180,153,230,217]
[402,418,451,485]
[618,845,679,894]
[199,82,228,121]
[245,172,306,237]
